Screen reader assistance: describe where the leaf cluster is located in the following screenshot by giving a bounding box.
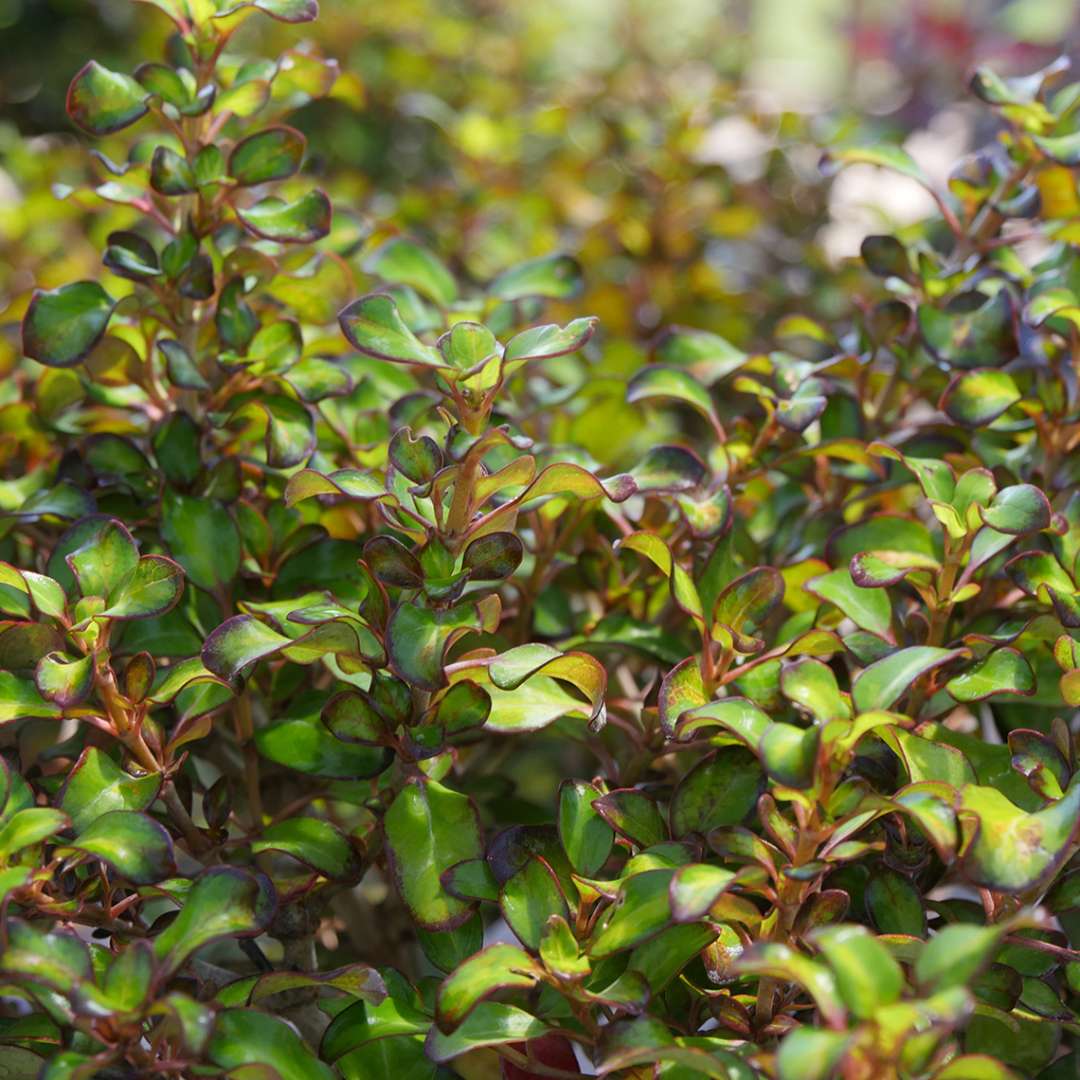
[2,7,1080,1080]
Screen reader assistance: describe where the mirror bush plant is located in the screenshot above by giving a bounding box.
[2,4,1080,1079]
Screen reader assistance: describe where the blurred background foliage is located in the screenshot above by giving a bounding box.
[2,0,1079,468]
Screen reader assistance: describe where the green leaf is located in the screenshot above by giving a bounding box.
[957,775,1080,891]
[58,747,161,833]
[869,441,956,503]
[339,293,443,366]
[203,614,292,679]
[159,339,209,392]
[1033,131,1080,166]
[806,566,893,638]
[441,858,499,903]
[830,514,938,566]
[780,657,851,722]
[915,922,1007,991]
[979,485,1052,535]
[436,944,541,1032]
[435,681,490,735]
[540,915,589,981]
[676,697,770,745]
[230,394,315,468]
[627,366,719,429]
[23,282,115,368]
[100,555,185,619]
[437,321,499,372]
[162,493,241,594]
[389,428,442,484]
[462,532,523,581]
[34,651,93,707]
[387,601,491,691]
[852,647,966,712]
[0,807,68,857]
[0,866,30,906]
[810,924,903,1020]
[425,1002,547,1064]
[252,817,356,878]
[0,672,62,723]
[66,60,148,134]
[62,810,173,884]
[229,125,306,185]
[257,699,392,779]
[1007,550,1074,597]
[735,942,845,1027]
[940,369,1022,427]
[776,1028,853,1080]
[285,467,388,505]
[947,648,1034,702]
[590,869,674,957]
[668,863,736,922]
[558,780,614,876]
[481,646,606,731]
[103,230,161,280]
[606,445,706,500]
[500,858,569,950]
[285,356,352,401]
[153,867,275,974]
[208,1009,333,1080]
[712,567,784,652]
[880,727,975,786]
[419,920,483,980]
[618,531,703,624]
[235,190,331,242]
[487,253,582,301]
[0,918,92,994]
[322,690,386,744]
[628,924,716,994]
[365,238,457,307]
[932,1056,1021,1080]
[245,320,303,371]
[384,779,483,930]
[152,411,202,486]
[658,656,707,736]
[150,145,196,195]
[322,971,430,1062]
[865,868,925,935]
[594,788,667,848]
[66,518,137,599]
[760,721,820,788]
[503,317,597,363]
[249,964,385,1006]
[670,749,762,837]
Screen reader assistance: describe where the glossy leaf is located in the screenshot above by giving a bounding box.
[435,944,541,1032]
[252,817,356,878]
[229,126,306,185]
[384,779,483,930]
[235,190,331,243]
[153,868,276,974]
[852,647,966,712]
[23,282,115,368]
[67,61,148,134]
[62,810,173,884]
[940,369,1022,427]
[58,748,160,833]
[208,1009,333,1080]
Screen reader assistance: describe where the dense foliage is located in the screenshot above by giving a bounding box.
[3,2,1080,1079]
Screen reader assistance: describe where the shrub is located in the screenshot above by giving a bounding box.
[1,3,1079,1079]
